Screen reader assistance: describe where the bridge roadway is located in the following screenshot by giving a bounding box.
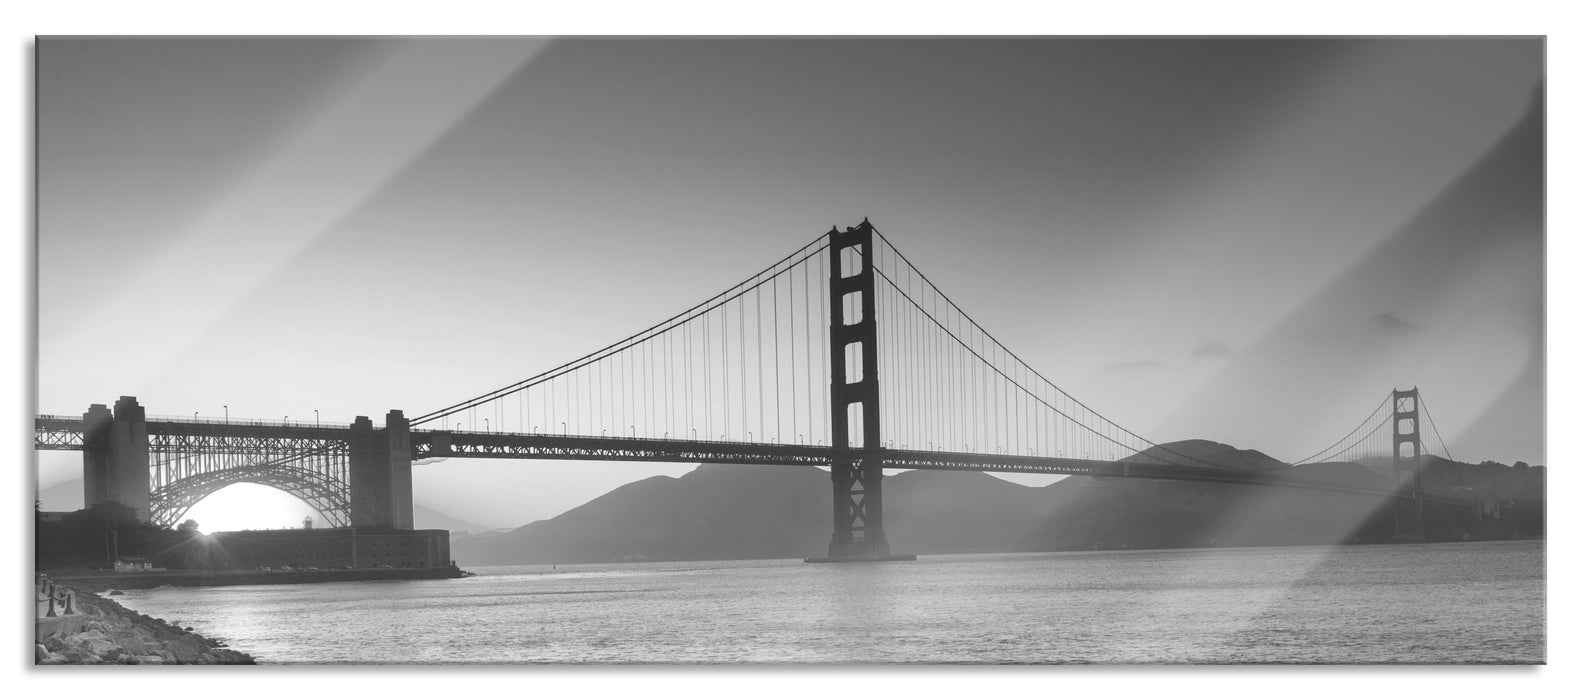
[34,415,352,451]
[35,416,1414,502]
[420,428,1414,500]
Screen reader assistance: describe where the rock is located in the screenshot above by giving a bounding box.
[166,638,203,664]
[60,648,95,664]
[41,589,257,665]
[108,590,124,596]
[202,648,255,665]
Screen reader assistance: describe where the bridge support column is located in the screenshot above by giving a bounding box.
[349,411,415,530]
[1392,387,1425,543]
[820,220,894,560]
[81,403,112,512]
[349,417,388,528]
[81,397,151,522]
[386,410,414,530]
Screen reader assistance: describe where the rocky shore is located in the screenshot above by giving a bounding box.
[35,589,255,665]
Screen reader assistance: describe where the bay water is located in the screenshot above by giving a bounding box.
[107,540,1543,664]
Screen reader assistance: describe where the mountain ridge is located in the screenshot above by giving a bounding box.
[451,438,1543,565]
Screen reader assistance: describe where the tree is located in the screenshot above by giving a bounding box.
[70,501,140,529]
[178,519,201,535]
[64,501,140,565]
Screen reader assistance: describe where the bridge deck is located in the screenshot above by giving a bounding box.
[419,430,1410,500]
[35,419,1423,502]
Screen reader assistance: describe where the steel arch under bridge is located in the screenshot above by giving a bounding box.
[146,427,351,529]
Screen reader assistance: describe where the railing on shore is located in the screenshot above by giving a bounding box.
[36,574,77,617]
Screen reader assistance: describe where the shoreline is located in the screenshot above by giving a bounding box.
[36,567,468,664]
[36,589,255,665]
[46,565,469,591]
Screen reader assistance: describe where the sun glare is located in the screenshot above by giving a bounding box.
[179,483,325,534]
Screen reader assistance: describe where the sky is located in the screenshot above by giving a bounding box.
[33,37,1545,530]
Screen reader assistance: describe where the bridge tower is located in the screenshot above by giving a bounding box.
[823,219,891,559]
[1392,387,1425,543]
[81,396,151,522]
[348,410,415,529]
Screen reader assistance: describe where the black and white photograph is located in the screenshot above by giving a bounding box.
[24,23,1554,675]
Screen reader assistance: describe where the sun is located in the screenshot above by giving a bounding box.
[179,483,327,534]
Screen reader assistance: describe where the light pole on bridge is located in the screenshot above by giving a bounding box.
[315,409,319,428]
[223,405,228,424]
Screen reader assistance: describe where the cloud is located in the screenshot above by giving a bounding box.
[1192,339,1233,358]
[1108,359,1165,372]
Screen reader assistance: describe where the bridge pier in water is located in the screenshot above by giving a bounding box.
[811,220,910,563]
[1391,387,1425,543]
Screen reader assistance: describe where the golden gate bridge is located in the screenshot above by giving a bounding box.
[34,220,1461,560]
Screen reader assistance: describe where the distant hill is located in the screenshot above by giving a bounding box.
[451,439,1543,565]
[1125,439,1285,471]
[37,479,83,513]
[412,503,494,534]
[881,470,1057,554]
[451,464,834,565]
[1022,472,1395,550]
[449,464,1069,565]
[1022,447,1544,551]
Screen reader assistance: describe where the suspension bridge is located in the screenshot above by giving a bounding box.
[35,220,1465,560]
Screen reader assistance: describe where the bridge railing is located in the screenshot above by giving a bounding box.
[144,414,360,429]
[35,414,80,422]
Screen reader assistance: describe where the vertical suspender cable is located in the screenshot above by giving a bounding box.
[723,299,731,440]
[739,288,746,441]
[774,273,782,441]
[805,259,813,441]
[819,250,828,447]
[791,268,798,442]
[757,283,764,441]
